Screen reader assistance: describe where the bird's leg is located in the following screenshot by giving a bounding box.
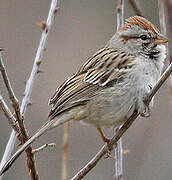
[96,127,112,157]
[140,99,151,117]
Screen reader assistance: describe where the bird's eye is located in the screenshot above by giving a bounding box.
[140,35,148,40]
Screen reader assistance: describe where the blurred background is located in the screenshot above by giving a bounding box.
[0,0,172,179]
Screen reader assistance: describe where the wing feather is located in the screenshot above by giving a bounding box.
[48,47,134,119]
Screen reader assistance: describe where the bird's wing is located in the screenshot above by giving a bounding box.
[48,47,134,119]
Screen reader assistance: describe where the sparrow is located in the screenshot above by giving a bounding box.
[0,16,168,175]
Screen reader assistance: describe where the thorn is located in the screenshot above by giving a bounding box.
[21,115,24,121]
[123,149,131,155]
[116,5,121,12]
[37,21,47,30]
[27,101,32,106]
[24,80,27,84]
[36,61,42,66]
[54,7,60,14]
[37,69,43,74]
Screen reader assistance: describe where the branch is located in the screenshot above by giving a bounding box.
[158,0,172,107]
[0,52,19,113]
[32,143,56,154]
[116,0,124,29]
[166,0,172,98]
[0,0,59,179]
[115,1,124,180]
[128,0,146,17]
[71,61,172,180]
[61,122,70,180]
[0,53,39,180]
[158,0,167,35]
[0,94,19,134]
[167,0,172,38]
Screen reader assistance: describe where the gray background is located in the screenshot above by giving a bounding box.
[0,0,172,179]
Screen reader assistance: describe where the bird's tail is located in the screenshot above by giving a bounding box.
[0,114,72,175]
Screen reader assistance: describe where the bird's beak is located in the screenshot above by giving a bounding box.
[154,33,168,45]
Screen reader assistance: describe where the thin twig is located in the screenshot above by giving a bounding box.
[71,61,172,180]
[0,0,59,179]
[166,0,172,101]
[116,0,124,29]
[128,0,146,17]
[0,52,19,112]
[0,94,19,133]
[167,0,172,37]
[158,0,172,108]
[32,143,56,154]
[114,128,123,180]
[115,1,124,180]
[61,122,70,180]
[158,0,167,35]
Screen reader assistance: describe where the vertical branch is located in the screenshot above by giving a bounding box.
[116,0,124,29]
[128,0,146,17]
[158,0,167,35]
[0,0,59,179]
[167,0,172,37]
[115,1,124,180]
[166,0,172,107]
[61,122,70,180]
[158,0,172,107]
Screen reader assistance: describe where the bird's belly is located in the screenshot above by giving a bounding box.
[81,87,136,127]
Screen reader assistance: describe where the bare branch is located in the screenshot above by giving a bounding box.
[167,0,172,37]
[128,0,146,17]
[61,122,70,180]
[0,52,19,109]
[32,143,56,154]
[115,1,124,180]
[0,0,59,179]
[158,0,167,35]
[0,53,39,180]
[71,61,172,180]
[116,0,124,29]
[114,128,123,180]
[0,52,23,137]
[0,94,19,133]
[166,0,172,96]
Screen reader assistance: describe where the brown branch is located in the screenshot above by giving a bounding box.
[0,94,19,133]
[115,1,124,180]
[0,52,19,112]
[0,52,39,180]
[167,0,172,38]
[158,0,172,105]
[158,0,167,35]
[71,61,172,180]
[166,0,172,85]
[128,0,146,17]
[61,122,70,180]
[32,143,56,154]
[116,0,124,29]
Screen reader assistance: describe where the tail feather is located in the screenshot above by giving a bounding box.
[0,114,72,175]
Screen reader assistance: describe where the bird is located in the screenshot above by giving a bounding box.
[0,16,168,175]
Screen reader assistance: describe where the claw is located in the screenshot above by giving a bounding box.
[140,105,151,117]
